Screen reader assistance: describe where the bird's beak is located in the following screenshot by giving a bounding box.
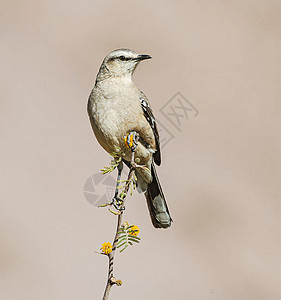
[135,54,152,61]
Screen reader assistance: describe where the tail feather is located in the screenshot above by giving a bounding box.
[122,159,172,228]
[145,163,172,228]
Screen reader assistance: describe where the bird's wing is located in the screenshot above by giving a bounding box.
[139,92,161,166]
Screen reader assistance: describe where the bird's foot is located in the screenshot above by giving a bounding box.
[123,131,139,151]
[98,197,125,215]
[111,196,125,211]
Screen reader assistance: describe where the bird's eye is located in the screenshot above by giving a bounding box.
[119,56,127,61]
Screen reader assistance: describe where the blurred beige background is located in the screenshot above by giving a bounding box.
[1,1,281,299]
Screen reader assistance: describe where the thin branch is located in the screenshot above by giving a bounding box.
[102,134,139,300]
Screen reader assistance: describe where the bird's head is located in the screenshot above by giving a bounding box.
[97,49,151,80]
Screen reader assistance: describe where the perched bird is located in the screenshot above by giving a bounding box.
[87,49,172,228]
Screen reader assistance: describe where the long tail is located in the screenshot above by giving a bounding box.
[145,163,172,229]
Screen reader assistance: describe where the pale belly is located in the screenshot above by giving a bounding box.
[88,85,155,182]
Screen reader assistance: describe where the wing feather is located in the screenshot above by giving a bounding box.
[139,93,161,166]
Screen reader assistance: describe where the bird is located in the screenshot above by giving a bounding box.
[87,49,172,228]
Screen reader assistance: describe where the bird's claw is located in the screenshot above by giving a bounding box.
[111,196,125,211]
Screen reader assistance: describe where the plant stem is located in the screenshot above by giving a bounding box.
[102,135,138,300]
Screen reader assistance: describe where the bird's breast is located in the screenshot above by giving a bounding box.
[88,83,142,153]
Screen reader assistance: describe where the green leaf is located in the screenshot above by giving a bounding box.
[117,238,126,244]
[128,238,140,243]
[117,241,126,248]
[117,238,127,245]
[120,244,128,253]
[128,235,140,240]
[117,234,127,239]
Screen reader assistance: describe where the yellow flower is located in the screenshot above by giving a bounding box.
[101,242,112,255]
[129,225,140,236]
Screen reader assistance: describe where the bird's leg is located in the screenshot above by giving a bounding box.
[111,161,125,211]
